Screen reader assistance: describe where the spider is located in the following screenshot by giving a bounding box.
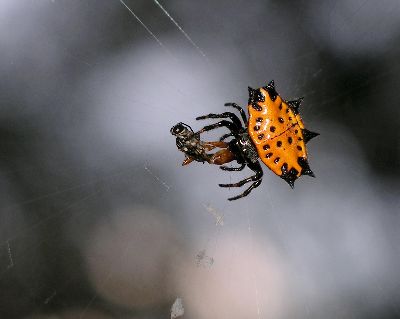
[170,122,235,166]
[196,81,319,201]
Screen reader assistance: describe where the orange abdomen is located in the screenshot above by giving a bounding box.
[247,82,317,186]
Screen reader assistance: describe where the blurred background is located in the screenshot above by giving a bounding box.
[0,1,399,318]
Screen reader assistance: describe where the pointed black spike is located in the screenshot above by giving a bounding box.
[303,169,315,177]
[248,87,263,111]
[287,97,304,115]
[286,179,295,189]
[262,80,278,101]
[280,164,298,188]
[248,87,256,107]
[298,157,315,178]
[302,129,320,143]
[248,86,255,96]
[256,90,265,102]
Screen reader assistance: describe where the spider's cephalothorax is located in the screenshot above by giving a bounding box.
[170,122,233,166]
[196,81,319,200]
[236,132,259,164]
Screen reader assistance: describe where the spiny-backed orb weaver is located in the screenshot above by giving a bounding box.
[194,81,319,201]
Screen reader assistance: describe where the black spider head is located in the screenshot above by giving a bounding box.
[170,122,193,137]
[237,133,259,163]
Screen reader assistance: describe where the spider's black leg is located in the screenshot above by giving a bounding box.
[219,132,234,141]
[196,112,243,130]
[219,161,263,199]
[220,163,245,171]
[228,180,262,201]
[219,173,258,187]
[226,162,263,201]
[224,103,248,124]
[197,120,239,135]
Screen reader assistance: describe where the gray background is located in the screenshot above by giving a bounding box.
[0,1,399,318]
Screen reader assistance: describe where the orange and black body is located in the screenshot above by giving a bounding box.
[247,81,318,186]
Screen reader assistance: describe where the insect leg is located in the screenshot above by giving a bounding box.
[204,141,229,149]
[182,157,194,166]
[208,148,236,165]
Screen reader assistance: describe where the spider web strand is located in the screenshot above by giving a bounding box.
[118,0,165,49]
[152,0,207,58]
